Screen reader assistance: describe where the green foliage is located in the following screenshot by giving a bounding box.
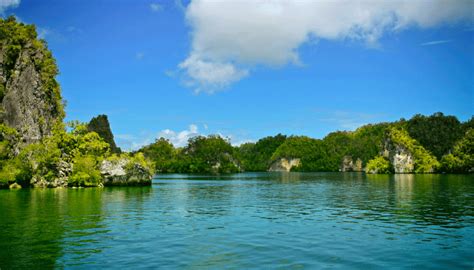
[406,112,464,160]
[0,121,112,187]
[0,149,32,186]
[350,123,389,163]
[69,155,102,187]
[441,129,474,173]
[387,127,440,173]
[271,136,328,171]
[0,124,18,160]
[180,135,239,174]
[125,152,154,173]
[144,135,240,174]
[139,138,175,172]
[235,134,287,171]
[0,83,5,101]
[366,156,392,174]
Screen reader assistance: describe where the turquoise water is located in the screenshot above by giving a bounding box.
[0,173,473,269]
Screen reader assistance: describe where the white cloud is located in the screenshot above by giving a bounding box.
[157,124,200,147]
[179,55,248,93]
[117,124,253,150]
[0,0,20,13]
[421,39,453,46]
[179,0,474,93]
[150,3,163,12]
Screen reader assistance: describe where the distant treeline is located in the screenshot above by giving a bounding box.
[137,112,473,174]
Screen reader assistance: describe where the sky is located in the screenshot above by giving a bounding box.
[2,0,473,150]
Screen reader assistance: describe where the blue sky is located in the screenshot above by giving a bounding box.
[3,0,473,150]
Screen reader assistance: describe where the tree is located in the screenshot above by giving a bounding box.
[441,128,474,173]
[406,112,464,159]
[139,138,175,172]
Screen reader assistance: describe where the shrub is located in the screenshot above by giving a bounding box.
[366,156,392,174]
[69,155,102,187]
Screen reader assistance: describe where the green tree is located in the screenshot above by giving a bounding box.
[441,128,474,173]
[366,156,392,174]
[406,112,464,159]
[235,134,287,171]
[139,138,175,172]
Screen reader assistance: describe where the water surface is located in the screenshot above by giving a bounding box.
[0,173,473,269]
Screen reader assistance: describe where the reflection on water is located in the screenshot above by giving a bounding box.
[0,173,473,269]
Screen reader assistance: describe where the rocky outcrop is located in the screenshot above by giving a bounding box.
[100,158,152,186]
[88,115,121,153]
[30,160,71,188]
[268,158,300,172]
[382,139,415,173]
[340,156,363,172]
[0,18,64,148]
[31,175,68,188]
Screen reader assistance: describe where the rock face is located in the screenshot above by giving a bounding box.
[268,158,301,172]
[340,156,363,172]
[88,115,121,153]
[383,139,415,173]
[0,20,63,148]
[100,158,152,186]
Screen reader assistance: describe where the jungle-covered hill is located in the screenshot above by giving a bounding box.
[138,112,473,174]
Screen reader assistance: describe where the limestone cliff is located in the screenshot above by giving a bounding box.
[0,17,64,148]
[381,127,438,173]
[268,158,300,172]
[340,156,363,172]
[381,142,414,173]
[88,114,121,153]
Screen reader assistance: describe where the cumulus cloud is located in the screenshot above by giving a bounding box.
[179,55,248,93]
[116,124,252,150]
[157,124,200,147]
[0,0,19,13]
[179,0,474,93]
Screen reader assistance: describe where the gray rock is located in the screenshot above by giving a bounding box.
[100,158,152,186]
[268,158,301,172]
[340,156,353,172]
[340,156,364,172]
[383,139,415,173]
[31,175,68,188]
[1,42,63,149]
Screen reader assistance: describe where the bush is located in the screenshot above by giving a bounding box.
[366,156,392,174]
[69,155,102,187]
[441,128,474,173]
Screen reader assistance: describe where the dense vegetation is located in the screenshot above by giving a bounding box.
[0,121,153,187]
[138,113,473,174]
[138,136,239,174]
[234,134,287,171]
